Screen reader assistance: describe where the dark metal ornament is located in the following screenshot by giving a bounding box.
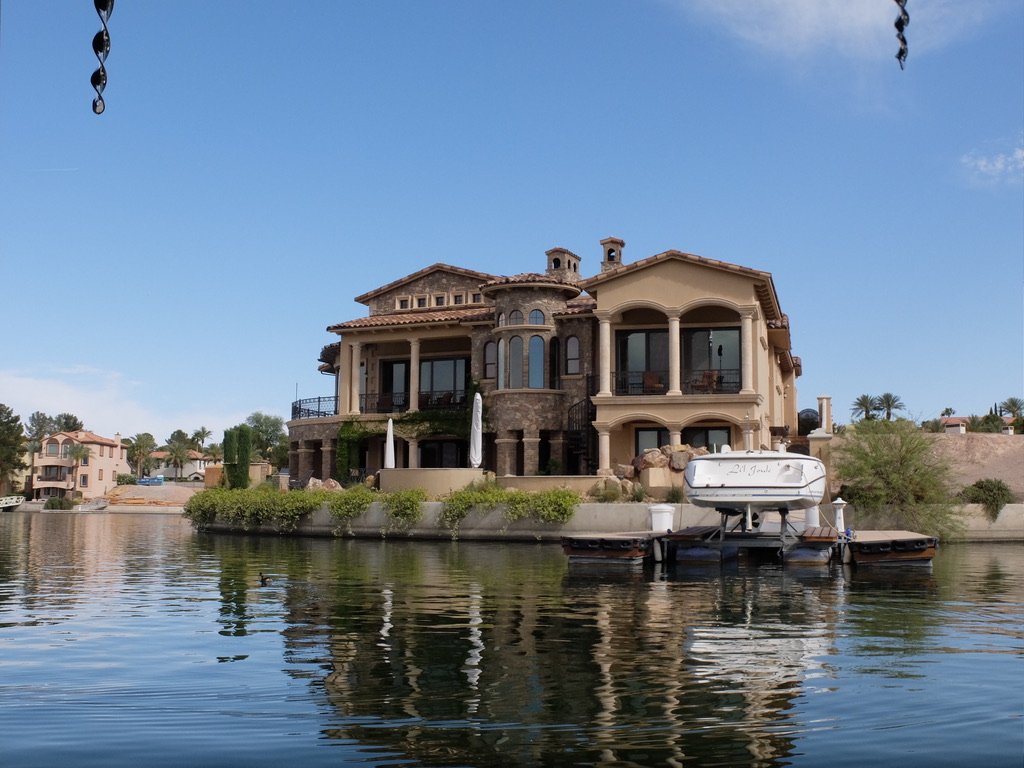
[893,0,909,69]
[91,0,114,114]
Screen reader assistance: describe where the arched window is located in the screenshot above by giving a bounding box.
[484,341,497,379]
[497,312,506,327]
[497,339,506,390]
[528,309,545,325]
[549,337,561,389]
[566,336,581,375]
[528,336,544,389]
[509,336,524,388]
[508,309,524,325]
[552,257,561,269]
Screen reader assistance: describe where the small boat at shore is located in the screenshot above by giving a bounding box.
[684,447,827,513]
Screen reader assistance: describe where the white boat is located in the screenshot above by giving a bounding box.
[0,495,25,511]
[683,447,827,513]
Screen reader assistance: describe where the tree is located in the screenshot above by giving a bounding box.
[1000,397,1023,420]
[190,426,212,452]
[0,404,28,494]
[941,407,955,418]
[835,419,961,538]
[26,411,56,442]
[205,442,223,464]
[166,429,190,448]
[125,433,157,477]
[164,439,192,480]
[53,413,84,432]
[65,443,92,501]
[876,392,906,421]
[850,394,879,421]
[223,425,252,488]
[245,412,285,461]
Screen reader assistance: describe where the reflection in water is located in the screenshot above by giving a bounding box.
[0,513,1021,767]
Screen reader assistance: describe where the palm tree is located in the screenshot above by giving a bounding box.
[65,443,92,501]
[165,440,192,481]
[851,394,879,421]
[876,392,906,421]
[205,443,223,465]
[125,433,157,478]
[1000,397,1024,420]
[190,427,212,452]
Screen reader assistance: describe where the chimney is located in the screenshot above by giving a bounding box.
[600,237,625,272]
[545,247,581,283]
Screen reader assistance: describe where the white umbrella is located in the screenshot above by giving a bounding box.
[469,393,482,468]
[384,418,396,469]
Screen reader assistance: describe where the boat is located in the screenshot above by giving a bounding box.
[683,446,827,514]
[847,530,938,566]
[0,495,25,511]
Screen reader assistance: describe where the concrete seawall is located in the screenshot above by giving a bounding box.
[198,502,1024,542]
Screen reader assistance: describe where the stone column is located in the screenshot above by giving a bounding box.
[335,343,348,415]
[407,438,419,469]
[597,427,612,476]
[598,316,612,396]
[348,341,362,415]
[740,309,755,395]
[548,434,566,474]
[495,436,518,476]
[668,315,681,395]
[409,338,420,412]
[522,432,541,476]
[669,429,682,448]
[297,446,315,485]
[321,443,335,482]
[817,395,833,434]
[288,447,299,479]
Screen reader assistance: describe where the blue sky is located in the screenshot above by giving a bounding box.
[1,1,1021,444]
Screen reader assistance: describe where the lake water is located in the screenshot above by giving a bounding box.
[0,511,1021,767]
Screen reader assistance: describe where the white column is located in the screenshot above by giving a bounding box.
[669,429,681,448]
[598,317,612,396]
[740,309,755,395]
[668,316,681,395]
[349,341,362,415]
[407,438,419,468]
[335,342,348,415]
[409,338,420,412]
[597,428,611,475]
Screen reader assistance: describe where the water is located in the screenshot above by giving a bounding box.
[0,512,1021,767]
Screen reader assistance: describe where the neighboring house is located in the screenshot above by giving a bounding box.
[149,450,210,481]
[941,416,1016,435]
[32,430,127,501]
[288,237,804,480]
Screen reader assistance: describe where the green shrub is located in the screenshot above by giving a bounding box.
[664,486,685,504]
[381,488,427,535]
[325,486,376,534]
[117,474,137,485]
[44,496,74,510]
[629,483,646,502]
[439,480,507,538]
[959,478,1015,522]
[594,485,622,503]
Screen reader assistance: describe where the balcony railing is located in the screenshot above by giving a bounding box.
[418,389,467,411]
[361,392,409,414]
[612,368,742,396]
[291,396,338,420]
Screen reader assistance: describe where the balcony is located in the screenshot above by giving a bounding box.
[291,396,338,420]
[612,368,741,396]
[292,389,468,419]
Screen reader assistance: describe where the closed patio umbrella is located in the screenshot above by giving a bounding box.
[384,418,396,469]
[469,393,482,468]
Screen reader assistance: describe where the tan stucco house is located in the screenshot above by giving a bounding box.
[31,430,128,501]
[288,237,804,482]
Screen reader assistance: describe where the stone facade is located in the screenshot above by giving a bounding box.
[289,237,807,481]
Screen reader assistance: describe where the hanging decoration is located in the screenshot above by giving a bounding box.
[893,0,909,69]
[91,0,114,114]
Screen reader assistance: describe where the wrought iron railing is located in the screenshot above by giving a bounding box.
[291,396,338,419]
[614,369,669,395]
[418,389,468,411]
[610,368,742,395]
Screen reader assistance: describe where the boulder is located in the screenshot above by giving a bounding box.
[306,477,323,489]
[322,478,341,490]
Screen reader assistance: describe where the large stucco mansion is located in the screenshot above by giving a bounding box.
[287,237,806,482]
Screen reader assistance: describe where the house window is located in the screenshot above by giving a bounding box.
[682,327,741,393]
[416,296,428,308]
[453,293,465,305]
[528,336,545,389]
[497,312,506,327]
[682,426,731,453]
[636,428,670,455]
[549,337,561,389]
[62,443,71,458]
[419,358,468,403]
[380,360,409,410]
[46,442,58,456]
[565,336,581,375]
[80,474,88,488]
[615,329,669,393]
[529,309,545,325]
[98,469,103,481]
[398,297,410,310]
[509,309,524,325]
[484,341,497,378]
[434,295,446,306]
[471,293,482,303]
[497,339,506,390]
[508,336,524,388]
